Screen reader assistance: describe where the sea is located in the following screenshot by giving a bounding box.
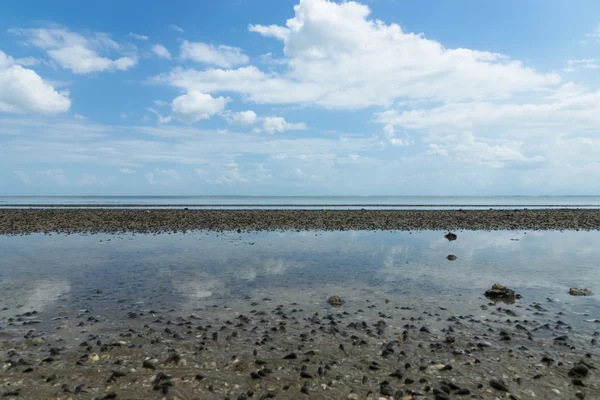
[1,195,600,209]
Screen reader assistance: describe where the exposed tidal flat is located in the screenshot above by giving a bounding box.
[1,220,599,399]
[2,209,600,234]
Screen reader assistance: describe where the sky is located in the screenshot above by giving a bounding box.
[1,0,600,196]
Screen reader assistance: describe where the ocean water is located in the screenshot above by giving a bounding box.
[1,230,599,337]
[1,195,600,209]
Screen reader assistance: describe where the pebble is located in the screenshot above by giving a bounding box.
[489,379,509,392]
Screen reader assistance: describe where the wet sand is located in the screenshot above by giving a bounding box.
[2,209,600,234]
[2,292,599,400]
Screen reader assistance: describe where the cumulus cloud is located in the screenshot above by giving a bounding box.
[10,27,137,74]
[223,110,257,126]
[261,116,306,134]
[212,160,249,184]
[382,124,410,147]
[156,0,560,108]
[146,168,182,185]
[179,40,249,68]
[171,91,229,123]
[152,44,171,59]
[0,50,71,114]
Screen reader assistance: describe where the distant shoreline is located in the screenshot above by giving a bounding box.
[2,203,600,208]
[2,209,600,234]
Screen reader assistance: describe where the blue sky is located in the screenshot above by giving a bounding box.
[1,0,600,195]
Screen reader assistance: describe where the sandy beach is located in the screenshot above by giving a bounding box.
[2,209,600,234]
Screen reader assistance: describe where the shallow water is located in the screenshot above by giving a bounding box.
[1,230,598,335]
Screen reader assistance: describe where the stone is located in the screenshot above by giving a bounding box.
[570,288,593,296]
[444,233,457,241]
[485,284,516,300]
[30,337,44,345]
[489,379,509,392]
[327,296,345,307]
[569,364,589,378]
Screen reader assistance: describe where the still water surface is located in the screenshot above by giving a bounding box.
[1,230,598,336]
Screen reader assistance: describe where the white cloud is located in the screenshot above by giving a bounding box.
[170,24,184,34]
[248,24,289,41]
[171,91,229,123]
[37,168,68,185]
[146,168,182,184]
[147,107,172,124]
[152,44,172,59]
[377,88,600,137]
[426,132,545,169]
[120,112,128,119]
[224,110,257,126]
[179,40,249,68]
[157,0,560,109]
[74,113,86,120]
[586,24,600,42]
[127,32,148,40]
[0,49,71,114]
[261,116,306,134]
[120,168,136,174]
[13,56,40,66]
[153,100,168,107]
[212,160,249,184]
[381,124,410,147]
[10,27,137,74]
[563,58,598,72]
[13,170,31,184]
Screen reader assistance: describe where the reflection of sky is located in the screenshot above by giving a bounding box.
[0,279,70,314]
[0,230,598,321]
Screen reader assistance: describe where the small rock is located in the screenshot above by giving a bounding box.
[89,353,100,362]
[327,296,345,307]
[489,379,509,392]
[485,284,516,300]
[569,364,589,378]
[283,353,298,360]
[31,337,44,346]
[444,233,457,241]
[570,288,593,296]
[446,254,457,261]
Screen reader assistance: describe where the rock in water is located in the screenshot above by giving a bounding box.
[444,232,457,241]
[327,296,345,307]
[485,284,516,300]
[447,254,457,261]
[569,288,593,296]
